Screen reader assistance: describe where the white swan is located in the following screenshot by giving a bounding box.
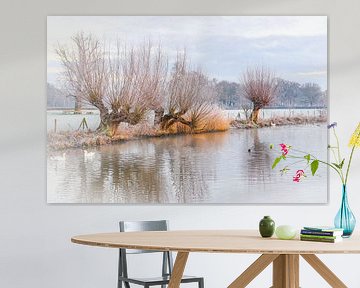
[84,150,95,160]
[50,152,66,161]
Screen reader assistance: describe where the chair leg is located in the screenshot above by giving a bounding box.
[198,278,204,288]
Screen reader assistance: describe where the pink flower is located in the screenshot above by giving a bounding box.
[279,143,289,156]
[293,170,305,182]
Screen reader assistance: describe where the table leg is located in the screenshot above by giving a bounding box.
[228,254,279,288]
[272,254,299,288]
[168,252,189,288]
[228,253,348,288]
[301,254,347,288]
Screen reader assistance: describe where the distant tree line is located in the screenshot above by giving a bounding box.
[48,77,327,111]
[215,78,327,109]
[47,83,73,108]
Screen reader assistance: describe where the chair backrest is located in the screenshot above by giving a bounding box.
[119,220,169,254]
[118,220,173,282]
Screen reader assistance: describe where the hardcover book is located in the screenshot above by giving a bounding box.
[303,226,344,232]
[300,236,342,243]
[301,229,343,237]
[300,234,340,240]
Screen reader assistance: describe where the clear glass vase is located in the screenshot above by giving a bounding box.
[334,185,356,237]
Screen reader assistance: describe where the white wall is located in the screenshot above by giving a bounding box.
[1,0,360,287]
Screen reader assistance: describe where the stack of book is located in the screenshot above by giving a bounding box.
[300,226,344,243]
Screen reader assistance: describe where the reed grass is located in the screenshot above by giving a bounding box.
[48,114,323,150]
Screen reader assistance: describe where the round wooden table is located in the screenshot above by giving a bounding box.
[72,230,360,288]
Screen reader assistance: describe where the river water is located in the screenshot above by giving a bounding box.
[47,124,328,204]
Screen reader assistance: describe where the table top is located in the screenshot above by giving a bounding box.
[71,230,360,254]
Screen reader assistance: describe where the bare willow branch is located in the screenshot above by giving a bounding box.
[56,33,167,134]
[56,33,222,135]
[241,66,278,123]
[160,52,216,131]
[56,33,108,108]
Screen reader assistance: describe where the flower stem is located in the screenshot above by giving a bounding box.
[333,127,342,165]
[345,130,360,185]
[333,127,345,181]
[345,145,356,185]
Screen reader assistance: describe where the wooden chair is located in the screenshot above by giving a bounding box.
[118,220,204,288]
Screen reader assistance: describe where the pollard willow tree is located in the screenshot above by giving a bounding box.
[241,67,278,124]
[56,33,167,135]
[57,33,219,135]
[105,41,168,134]
[159,52,216,131]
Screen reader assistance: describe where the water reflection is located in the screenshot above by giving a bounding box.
[246,129,273,185]
[47,125,328,204]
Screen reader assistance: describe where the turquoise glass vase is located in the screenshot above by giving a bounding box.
[334,185,356,237]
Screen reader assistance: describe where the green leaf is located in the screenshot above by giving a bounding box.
[339,158,345,169]
[332,162,341,169]
[272,156,282,169]
[332,159,345,169]
[311,160,319,176]
[280,167,290,175]
[304,154,311,164]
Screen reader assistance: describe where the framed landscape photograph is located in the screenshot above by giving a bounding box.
[47,16,328,204]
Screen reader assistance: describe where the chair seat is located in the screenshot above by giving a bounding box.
[119,275,203,286]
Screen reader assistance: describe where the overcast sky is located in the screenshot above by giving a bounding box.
[47,16,327,89]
